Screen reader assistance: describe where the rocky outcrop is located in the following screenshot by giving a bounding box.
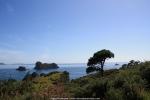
[16,66,26,71]
[34,61,59,70]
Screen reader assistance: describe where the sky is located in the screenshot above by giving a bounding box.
[0,0,150,64]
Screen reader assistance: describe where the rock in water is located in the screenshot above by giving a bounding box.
[34,61,59,70]
[16,66,26,71]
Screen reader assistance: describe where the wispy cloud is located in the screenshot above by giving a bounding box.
[6,3,14,13]
[0,48,55,64]
[0,42,16,49]
[0,49,27,64]
[35,54,52,62]
[0,33,27,50]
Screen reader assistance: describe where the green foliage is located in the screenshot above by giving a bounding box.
[69,61,149,99]
[122,83,143,100]
[120,64,128,69]
[141,68,150,89]
[35,61,42,67]
[0,71,70,100]
[23,72,39,81]
[93,49,114,59]
[120,60,141,70]
[87,49,114,76]
[113,77,125,88]
[86,66,98,74]
[61,71,69,83]
[106,89,123,100]
[141,68,150,83]
[71,79,107,98]
[1,61,150,99]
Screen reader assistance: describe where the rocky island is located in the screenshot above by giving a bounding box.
[34,61,59,70]
[16,66,26,71]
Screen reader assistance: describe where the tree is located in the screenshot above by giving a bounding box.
[35,61,42,68]
[86,49,114,76]
[127,60,140,68]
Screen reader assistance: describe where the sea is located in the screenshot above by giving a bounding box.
[0,62,125,80]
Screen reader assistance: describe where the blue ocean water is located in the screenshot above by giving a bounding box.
[0,62,124,80]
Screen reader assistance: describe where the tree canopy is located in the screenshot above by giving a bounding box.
[86,49,114,76]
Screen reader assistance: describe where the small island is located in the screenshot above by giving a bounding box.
[16,66,26,71]
[0,63,5,65]
[34,61,59,70]
[115,63,119,66]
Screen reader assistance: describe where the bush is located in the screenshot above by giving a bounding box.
[89,80,107,98]
[113,77,125,88]
[141,67,150,88]
[141,68,150,82]
[23,72,39,81]
[106,89,123,100]
[40,73,46,77]
[120,64,128,70]
[122,84,143,100]
[72,80,108,98]
[61,71,69,83]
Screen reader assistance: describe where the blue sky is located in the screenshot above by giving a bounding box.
[0,0,150,64]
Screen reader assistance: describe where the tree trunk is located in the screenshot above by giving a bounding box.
[101,60,105,76]
[101,62,104,76]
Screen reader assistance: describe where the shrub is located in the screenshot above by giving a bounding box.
[61,71,69,83]
[113,77,125,88]
[23,72,39,81]
[122,84,143,100]
[120,64,127,70]
[141,67,150,88]
[106,89,123,100]
[73,80,108,98]
[141,68,150,82]
[40,73,46,77]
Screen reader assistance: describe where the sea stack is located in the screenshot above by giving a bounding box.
[16,66,26,71]
[34,61,59,70]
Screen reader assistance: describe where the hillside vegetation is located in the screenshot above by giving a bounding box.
[68,61,150,100]
[1,61,150,100]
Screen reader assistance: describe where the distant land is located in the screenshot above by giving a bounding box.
[0,63,5,65]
